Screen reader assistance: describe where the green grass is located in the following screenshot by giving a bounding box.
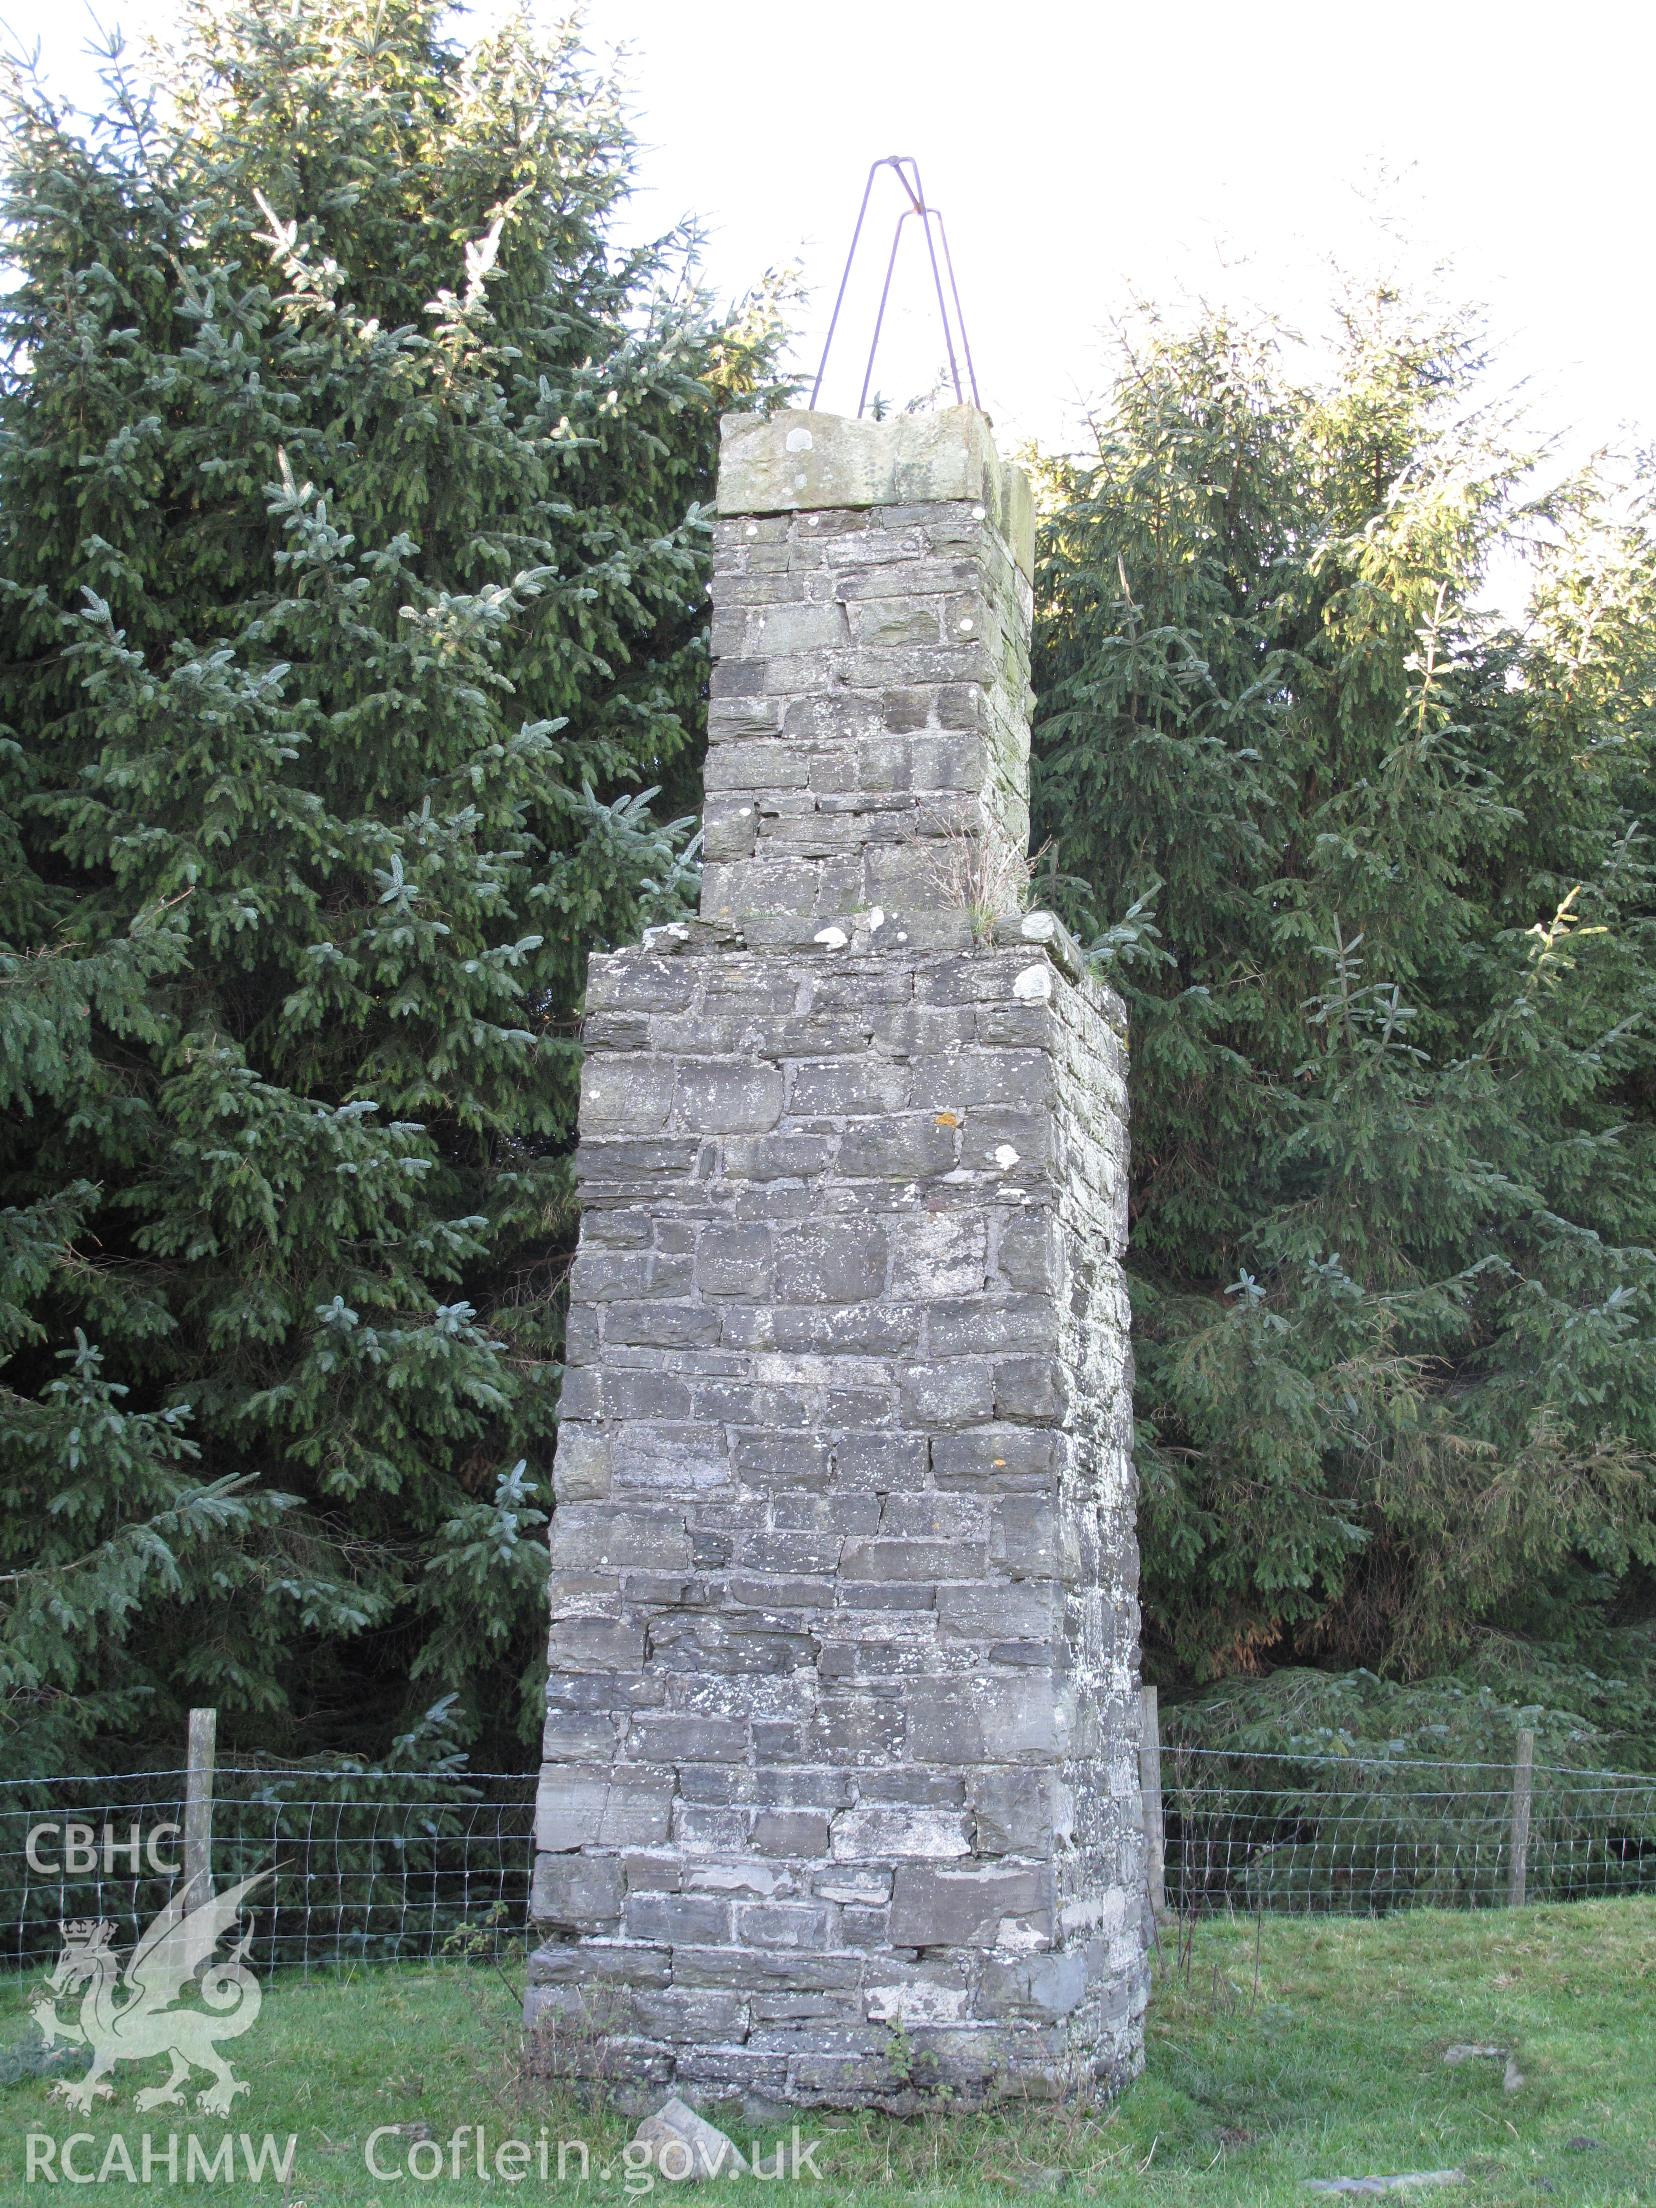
[0,1901,1650,2204]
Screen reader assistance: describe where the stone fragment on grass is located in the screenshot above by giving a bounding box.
[1441,2042,1524,2093]
[631,2097,749,2183]
[1305,2177,1464,2197]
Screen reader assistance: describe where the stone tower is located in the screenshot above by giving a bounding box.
[527,406,1146,2112]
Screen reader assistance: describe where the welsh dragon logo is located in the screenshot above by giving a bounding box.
[30,1871,269,2115]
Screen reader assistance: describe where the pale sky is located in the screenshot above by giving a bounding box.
[6,0,1653,469]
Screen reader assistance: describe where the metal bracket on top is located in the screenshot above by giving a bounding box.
[809,155,981,420]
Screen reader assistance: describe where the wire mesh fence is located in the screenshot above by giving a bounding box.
[1160,1745,1656,1917]
[0,1766,535,1975]
[4,1740,1653,1978]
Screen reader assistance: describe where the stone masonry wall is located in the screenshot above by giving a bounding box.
[702,406,1033,949]
[528,409,1146,2114]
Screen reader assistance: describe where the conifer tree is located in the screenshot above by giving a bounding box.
[0,0,785,1771]
[1033,293,1656,1690]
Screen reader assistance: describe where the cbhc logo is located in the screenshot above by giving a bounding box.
[25,1822,183,1875]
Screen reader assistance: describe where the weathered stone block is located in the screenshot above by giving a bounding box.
[990,1495,1061,1579]
[773,1223,889,1304]
[836,1118,957,1180]
[535,1769,674,1852]
[886,1863,1053,1948]
[530,1855,624,1930]
[898,1360,995,1428]
[671,1061,784,1134]
[623,1893,734,1946]
[932,1424,1064,1486]
[937,1581,1060,1641]
[748,600,848,655]
[549,1510,691,1574]
[902,1676,1068,1763]
[546,1617,646,1671]
[994,1355,1069,1421]
[751,1809,830,1855]
[527,1939,670,1988]
[979,1947,1097,2021]
[839,1535,989,1584]
[830,1805,971,1860]
[968,1768,1068,1857]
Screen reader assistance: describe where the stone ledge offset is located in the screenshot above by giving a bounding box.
[717,406,1035,582]
[627,909,1125,1041]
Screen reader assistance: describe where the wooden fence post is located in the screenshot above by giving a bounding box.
[1139,1683,1166,1920]
[184,1707,217,1908]
[1507,1727,1534,1908]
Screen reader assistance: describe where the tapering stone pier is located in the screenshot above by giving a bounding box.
[527,407,1146,2112]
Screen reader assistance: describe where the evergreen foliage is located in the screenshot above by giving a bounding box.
[1032,292,1656,1708]
[7,1,1651,1782]
[0,0,785,1771]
